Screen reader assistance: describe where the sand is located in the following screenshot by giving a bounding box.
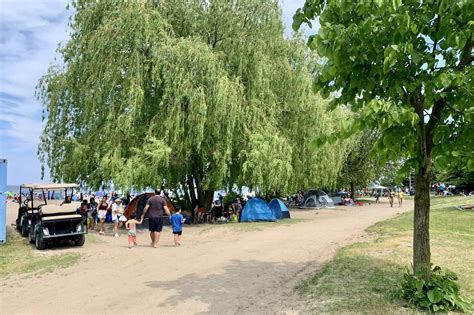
[1,198,413,314]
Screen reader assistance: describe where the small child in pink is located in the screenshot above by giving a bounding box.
[125,215,143,248]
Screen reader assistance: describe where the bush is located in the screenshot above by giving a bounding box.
[402,266,471,312]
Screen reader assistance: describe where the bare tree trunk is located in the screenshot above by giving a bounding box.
[413,164,431,277]
[350,181,356,200]
[186,175,198,208]
[203,190,214,212]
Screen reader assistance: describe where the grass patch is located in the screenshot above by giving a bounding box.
[300,196,474,313]
[0,227,81,278]
[199,218,306,234]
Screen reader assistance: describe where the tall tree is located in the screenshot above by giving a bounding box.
[38,0,348,211]
[337,130,381,199]
[294,0,473,277]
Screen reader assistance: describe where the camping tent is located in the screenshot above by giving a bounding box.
[268,199,291,219]
[123,193,175,219]
[240,198,276,222]
[300,190,335,209]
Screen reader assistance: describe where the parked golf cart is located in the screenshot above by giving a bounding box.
[15,183,86,250]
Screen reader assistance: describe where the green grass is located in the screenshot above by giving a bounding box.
[299,196,474,313]
[199,218,306,234]
[0,227,81,278]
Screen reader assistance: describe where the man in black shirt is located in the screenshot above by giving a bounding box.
[141,189,170,248]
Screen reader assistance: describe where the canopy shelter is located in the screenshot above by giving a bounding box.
[123,193,175,220]
[268,199,290,219]
[369,183,387,189]
[20,183,78,190]
[240,198,276,222]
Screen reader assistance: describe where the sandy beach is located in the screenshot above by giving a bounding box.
[2,198,413,314]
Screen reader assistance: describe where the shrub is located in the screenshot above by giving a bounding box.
[402,266,471,312]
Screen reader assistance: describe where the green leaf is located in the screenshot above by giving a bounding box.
[427,289,443,304]
[439,73,451,88]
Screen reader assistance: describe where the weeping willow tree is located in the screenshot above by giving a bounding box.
[38,0,348,210]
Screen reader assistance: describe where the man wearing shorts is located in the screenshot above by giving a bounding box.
[141,189,170,248]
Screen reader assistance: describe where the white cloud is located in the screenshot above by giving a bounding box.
[0,0,69,183]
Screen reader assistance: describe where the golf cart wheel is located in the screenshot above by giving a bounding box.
[21,224,29,237]
[28,230,35,244]
[35,234,46,250]
[75,235,85,246]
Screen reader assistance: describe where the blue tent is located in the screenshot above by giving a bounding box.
[268,199,291,219]
[241,198,276,222]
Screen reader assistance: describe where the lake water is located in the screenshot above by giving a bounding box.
[6,185,20,194]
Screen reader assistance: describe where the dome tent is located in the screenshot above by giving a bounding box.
[300,190,335,209]
[240,198,276,222]
[268,199,291,219]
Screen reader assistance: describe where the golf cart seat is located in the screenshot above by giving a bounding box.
[42,214,82,221]
[41,203,79,215]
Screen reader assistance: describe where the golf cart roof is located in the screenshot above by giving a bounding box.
[20,183,78,190]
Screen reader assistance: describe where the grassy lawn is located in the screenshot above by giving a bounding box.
[0,227,84,278]
[299,196,474,313]
[199,218,306,234]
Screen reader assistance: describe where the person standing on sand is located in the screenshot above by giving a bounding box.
[141,189,170,248]
[388,191,394,208]
[112,198,123,238]
[398,190,404,207]
[97,195,109,234]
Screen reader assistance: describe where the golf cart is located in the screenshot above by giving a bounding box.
[15,183,86,250]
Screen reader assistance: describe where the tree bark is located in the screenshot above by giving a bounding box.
[413,163,431,277]
[186,174,198,208]
[350,181,356,200]
[203,190,214,212]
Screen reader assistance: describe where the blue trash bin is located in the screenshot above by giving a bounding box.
[0,159,7,244]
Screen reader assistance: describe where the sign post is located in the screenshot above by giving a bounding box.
[0,159,6,244]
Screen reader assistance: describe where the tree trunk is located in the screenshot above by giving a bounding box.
[203,190,214,212]
[194,173,205,207]
[413,164,431,277]
[186,175,198,208]
[350,181,356,200]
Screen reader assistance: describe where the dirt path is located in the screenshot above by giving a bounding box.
[1,199,413,314]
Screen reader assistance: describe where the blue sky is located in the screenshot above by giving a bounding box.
[0,0,312,185]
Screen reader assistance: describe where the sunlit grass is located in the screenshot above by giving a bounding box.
[299,196,474,313]
[0,227,81,278]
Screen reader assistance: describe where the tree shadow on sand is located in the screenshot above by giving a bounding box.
[145,259,313,314]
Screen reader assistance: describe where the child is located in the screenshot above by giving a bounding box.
[125,215,143,248]
[171,207,185,246]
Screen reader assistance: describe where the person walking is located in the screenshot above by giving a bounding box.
[170,207,185,246]
[97,195,109,235]
[141,189,170,248]
[398,190,404,207]
[112,198,123,237]
[125,215,143,248]
[388,191,394,208]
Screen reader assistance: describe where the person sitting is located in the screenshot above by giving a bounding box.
[60,195,72,206]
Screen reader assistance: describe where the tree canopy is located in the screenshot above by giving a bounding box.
[294,0,473,276]
[38,0,348,209]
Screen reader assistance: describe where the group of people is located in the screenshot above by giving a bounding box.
[79,189,185,248]
[195,197,245,224]
[387,191,404,207]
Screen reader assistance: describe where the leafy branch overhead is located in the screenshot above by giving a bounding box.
[294,0,473,173]
[37,0,349,197]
